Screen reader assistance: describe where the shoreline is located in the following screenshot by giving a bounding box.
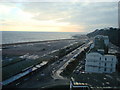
[1,39,76,47]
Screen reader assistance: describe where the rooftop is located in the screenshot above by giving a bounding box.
[87,48,104,55]
[72,73,120,88]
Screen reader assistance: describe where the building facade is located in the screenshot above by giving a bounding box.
[85,35,117,73]
[85,52,117,73]
[93,35,109,54]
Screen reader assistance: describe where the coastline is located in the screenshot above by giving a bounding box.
[2,38,79,81]
[1,39,76,47]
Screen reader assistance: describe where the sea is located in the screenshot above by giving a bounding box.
[1,31,83,44]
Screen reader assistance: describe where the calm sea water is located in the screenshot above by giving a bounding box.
[2,31,81,44]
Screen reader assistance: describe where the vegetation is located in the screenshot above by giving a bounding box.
[58,42,84,58]
[2,58,45,80]
[61,47,89,77]
[2,58,24,67]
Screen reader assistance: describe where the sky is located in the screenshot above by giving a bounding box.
[0,2,118,32]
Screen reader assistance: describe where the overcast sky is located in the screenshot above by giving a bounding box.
[0,2,118,32]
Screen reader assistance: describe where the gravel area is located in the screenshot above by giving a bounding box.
[2,39,77,58]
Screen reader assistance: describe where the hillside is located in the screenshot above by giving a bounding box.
[87,27,120,47]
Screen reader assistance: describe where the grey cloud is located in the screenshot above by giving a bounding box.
[21,2,118,32]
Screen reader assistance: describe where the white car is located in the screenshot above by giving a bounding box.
[40,73,45,76]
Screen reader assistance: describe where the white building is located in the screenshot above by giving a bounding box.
[85,52,117,73]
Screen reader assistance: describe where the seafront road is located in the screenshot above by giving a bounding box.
[3,39,92,88]
[15,40,92,88]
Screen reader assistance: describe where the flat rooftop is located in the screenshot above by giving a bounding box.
[72,72,120,88]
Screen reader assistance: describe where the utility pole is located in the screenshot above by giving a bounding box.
[118,1,120,29]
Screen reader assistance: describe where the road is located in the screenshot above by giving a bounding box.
[52,40,92,79]
[5,40,92,88]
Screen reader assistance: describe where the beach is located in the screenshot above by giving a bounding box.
[2,39,77,57]
[2,38,85,81]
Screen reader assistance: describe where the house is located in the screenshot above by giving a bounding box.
[85,35,117,73]
[85,52,117,73]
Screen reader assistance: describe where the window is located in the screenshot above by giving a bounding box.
[112,58,113,61]
[105,63,106,66]
[99,67,100,71]
[105,58,107,61]
[104,68,106,71]
[100,57,101,60]
[99,63,101,66]
[110,69,112,72]
[111,64,112,67]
